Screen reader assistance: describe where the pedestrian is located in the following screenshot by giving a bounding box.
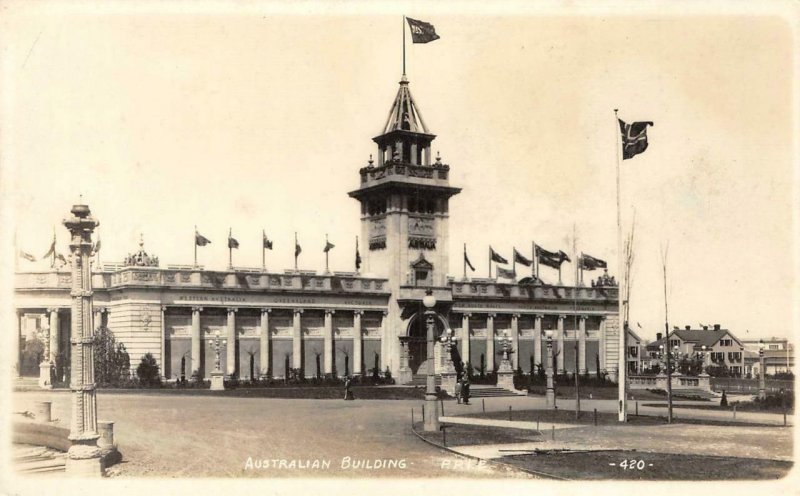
[344,376,354,400]
[462,378,470,405]
[455,379,462,404]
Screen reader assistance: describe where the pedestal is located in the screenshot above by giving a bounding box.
[545,369,555,407]
[66,443,103,476]
[210,371,226,391]
[38,362,53,389]
[497,358,515,391]
[423,394,440,432]
[698,372,711,392]
[440,371,457,396]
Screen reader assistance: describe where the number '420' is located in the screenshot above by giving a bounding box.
[619,459,647,470]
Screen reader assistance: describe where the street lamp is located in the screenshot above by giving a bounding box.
[699,345,708,374]
[422,290,439,431]
[758,339,766,400]
[545,330,555,407]
[210,330,227,391]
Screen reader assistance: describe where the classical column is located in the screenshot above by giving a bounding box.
[259,308,271,378]
[292,309,303,370]
[14,310,22,378]
[460,313,471,367]
[191,306,202,378]
[486,313,496,373]
[379,310,388,371]
[510,314,520,369]
[159,306,167,379]
[599,316,607,372]
[63,202,102,476]
[323,309,335,375]
[92,307,105,330]
[226,307,237,376]
[579,315,587,374]
[48,307,60,364]
[557,315,565,372]
[534,314,543,368]
[353,310,363,376]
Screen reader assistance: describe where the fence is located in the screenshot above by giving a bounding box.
[710,377,793,393]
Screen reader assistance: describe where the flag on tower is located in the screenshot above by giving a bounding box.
[406,17,440,43]
[537,245,570,268]
[19,250,36,262]
[324,241,335,253]
[513,248,532,267]
[55,253,67,265]
[195,231,211,246]
[263,231,273,250]
[489,246,508,264]
[355,239,362,271]
[228,230,239,249]
[295,240,302,257]
[93,238,102,253]
[580,253,607,271]
[618,119,654,160]
[43,233,56,259]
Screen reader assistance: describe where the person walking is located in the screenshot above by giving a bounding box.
[344,376,354,400]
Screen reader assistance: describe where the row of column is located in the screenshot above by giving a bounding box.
[14,307,107,376]
[188,307,375,378]
[458,313,606,374]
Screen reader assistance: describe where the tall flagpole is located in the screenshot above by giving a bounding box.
[463,243,467,279]
[488,247,491,279]
[294,232,298,270]
[262,229,266,271]
[402,16,406,75]
[615,108,627,422]
[531,241,535,278]
[228,228,233,270]
[325,233,330,273]
[194,226,198,268]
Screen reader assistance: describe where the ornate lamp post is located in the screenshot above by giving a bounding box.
[439,327,458,395]
[758,339,766,400]
[496,330,515,391]
[210,330,227,391]
[698,345,708,375]
[545,330,555,407]
[422,290,439,432]
[63,203,103,475]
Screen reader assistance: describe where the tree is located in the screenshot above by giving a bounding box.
[92,326,130,387]
[136,353,161,387]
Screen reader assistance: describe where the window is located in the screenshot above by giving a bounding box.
[728,352,742,362]
[669,339,680,348]
[720,339,732,347]
[711,352,725,362]
[628,346,638,358]
[769,344,780,350]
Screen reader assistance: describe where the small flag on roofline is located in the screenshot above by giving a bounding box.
[489,246,508,264]
[496,266,516,280]
[228,229,239,249]
[195,230,211,246]
[324,241,335,253]
[513,248,532,267]
[19,250,36,262]
[580,253,607,271]
[263,231,273,250]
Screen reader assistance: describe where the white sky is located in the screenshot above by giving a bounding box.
[1,2,796,343]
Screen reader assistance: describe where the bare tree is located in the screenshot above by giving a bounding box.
[660,242,674,423]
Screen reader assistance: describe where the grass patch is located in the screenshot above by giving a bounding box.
[500,451,792,480]
[95,385,429,400]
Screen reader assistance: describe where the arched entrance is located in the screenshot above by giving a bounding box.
[405,312,449,375]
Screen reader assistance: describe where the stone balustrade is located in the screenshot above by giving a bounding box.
[450,279,618,302]
[359,161,450,185]
[15,268,390,295]
[628,374,711,392]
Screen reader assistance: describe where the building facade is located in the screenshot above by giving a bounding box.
[645,325,745,376]
[13,75,622,384]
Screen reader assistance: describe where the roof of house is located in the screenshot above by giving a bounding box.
[645,327,742,350]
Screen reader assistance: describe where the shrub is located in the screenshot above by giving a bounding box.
[93,326,131,387]
[136,353,162,387]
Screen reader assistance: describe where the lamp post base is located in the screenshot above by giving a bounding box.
[545,388,555,407]
[38,363,53,390]
[210,371,226,391]
[423,394,440,432]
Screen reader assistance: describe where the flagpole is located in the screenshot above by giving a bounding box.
[325,234,330,273]
[52,226,56,269]
[14,229,18,272]
[531,241,535,278]
[262,229,266,272]
[355,235,360,273]
[488,247,491,279]
[463,243,467,280]
[294,232,298,271]
[512,248,516,279]
[615,108,627,423]
[228,228,233,270]
[194,226,198,268]
[402,15,406,76]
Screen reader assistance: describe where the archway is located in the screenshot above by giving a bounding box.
[405,312,449,375]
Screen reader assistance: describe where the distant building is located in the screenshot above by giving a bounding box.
[645,324,745,377]
[742,337,794,377]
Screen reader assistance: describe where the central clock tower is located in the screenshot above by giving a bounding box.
[349,75,461,376]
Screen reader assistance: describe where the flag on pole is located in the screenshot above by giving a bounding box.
[537,245,570,268]
[496,266,516,280]
[19,250,36,262]
[195,231,211,246]
[228,230,239,249]
[464,250,476,272]
[55,253,67,265]
[489,246,508,264]
[263,232,273,250]
[406,17,440,43]
[43,235,56,259]
[580,253,607,270]
[513,248,532,267]
[295,240,302,257]
[618,119,654,160]
[93,238,102,253]
[324,241,335,253]
[355,241,362,271]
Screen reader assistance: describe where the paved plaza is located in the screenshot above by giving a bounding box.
[12,390,793,479]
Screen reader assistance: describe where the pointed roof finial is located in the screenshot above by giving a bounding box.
[139,232,144,249]
[435,151,442,164]
[368,154,374,167]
